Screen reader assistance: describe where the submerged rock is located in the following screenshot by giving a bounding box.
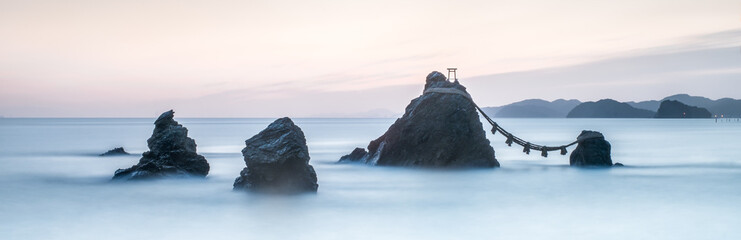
[100,147,129,156]
[339,71,499,168]
[569,130,613,167]
[233,117,318,193]
[112,110,209,180]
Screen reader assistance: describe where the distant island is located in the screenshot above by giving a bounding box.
[626,94,741,116]
[482,99,581,118]
[567,99,655,118]
[483,94,734,118]
[654,100,712,118]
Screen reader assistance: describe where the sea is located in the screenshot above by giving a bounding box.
[1,118,740,240]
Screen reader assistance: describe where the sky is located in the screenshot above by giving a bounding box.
[0,0,739,117]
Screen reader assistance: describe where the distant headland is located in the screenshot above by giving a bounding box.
[482,94,740,118]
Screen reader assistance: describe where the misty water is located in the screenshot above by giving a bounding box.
[1,118,740,239]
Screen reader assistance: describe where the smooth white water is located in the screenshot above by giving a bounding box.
[1,118,740,240]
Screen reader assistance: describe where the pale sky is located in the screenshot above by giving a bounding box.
[0,0,739,117]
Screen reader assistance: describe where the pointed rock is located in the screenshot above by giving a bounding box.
[233,117,318,193]
[112,110,209,180]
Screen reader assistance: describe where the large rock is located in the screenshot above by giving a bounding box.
[233,117,318,193]
[569,130,613,167]
[112,110,210,180]
[339,71,499,167]
[654,100,712,118]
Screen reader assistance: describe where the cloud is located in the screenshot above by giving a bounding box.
[615,28,741,56]
[464,42,741,106]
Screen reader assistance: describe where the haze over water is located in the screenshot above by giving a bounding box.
[1,118,740,239]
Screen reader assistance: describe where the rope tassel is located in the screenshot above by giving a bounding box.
[472,102,580,159]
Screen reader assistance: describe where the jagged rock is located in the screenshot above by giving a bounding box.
[654,100,712,118]
[233,117,318,193]
[339,71,499,168]
[100,147,129,156]
[112,110,209,180]
[569,130,613,167]
[339,148,367,162]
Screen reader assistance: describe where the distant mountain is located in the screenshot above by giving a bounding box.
[627,94,741,117]
[480,106,502,117]
[662,94,717,110]
[625,100,661,112]
[482,94,740,118]
[655,100,712,118]
[567,99,656,118]
[627,94,713,111]
[481,99,581,118]
[711,98,741,117]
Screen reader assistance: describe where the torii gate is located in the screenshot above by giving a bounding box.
[447,68,458,83]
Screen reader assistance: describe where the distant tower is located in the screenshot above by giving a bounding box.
[447,68,458,83]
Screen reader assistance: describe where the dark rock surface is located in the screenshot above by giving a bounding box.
[100,147,129,156]
[233,117,318,193]
[567,99,656,118]
[112,110,209,180]
[654,100,712,118]
[339,71,499,168]
[569,130,613,167]
[339,148,367,162]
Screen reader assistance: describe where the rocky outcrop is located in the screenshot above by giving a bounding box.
[112,110,209,180]
[339,71,499,168]
[339,148,367,162]
[654,100,712,118]
[233,117,318,193]
[569,131,613,167]
[567,99,656,118]
[100,147,129,156]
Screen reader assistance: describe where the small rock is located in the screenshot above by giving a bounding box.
[100,147,129,156]
[569,130,613,167]
[112,110,209,180]
[339,148,367,162]
[233,117,318,193]
[613,162,624,167]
